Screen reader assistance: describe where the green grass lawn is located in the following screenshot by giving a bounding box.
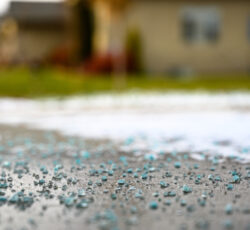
[0,67,250,98]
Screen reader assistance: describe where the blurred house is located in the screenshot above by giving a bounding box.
[0,0,249,74]
[92,0,250,74]
[0,1,70,64]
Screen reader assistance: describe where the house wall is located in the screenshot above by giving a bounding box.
[17,27,66,62]
[121,1,250,73]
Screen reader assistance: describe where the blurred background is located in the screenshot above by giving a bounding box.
[0,0,249,97]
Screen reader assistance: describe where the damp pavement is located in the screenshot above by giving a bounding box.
[0,125,249,230]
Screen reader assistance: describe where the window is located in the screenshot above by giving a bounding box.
[181,7,220,43]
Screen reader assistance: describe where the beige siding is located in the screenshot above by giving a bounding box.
[18,28,66,62]
[123,1,250,73]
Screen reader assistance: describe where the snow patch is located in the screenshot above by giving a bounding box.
[0,92,250,162]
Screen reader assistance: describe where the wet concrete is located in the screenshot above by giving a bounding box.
[0,125,249,230]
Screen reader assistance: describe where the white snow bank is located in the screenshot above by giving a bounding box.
[0,92,250,162]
